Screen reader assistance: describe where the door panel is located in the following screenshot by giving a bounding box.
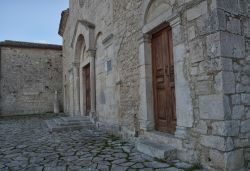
[152,26,176,133]
[85,64,91,114]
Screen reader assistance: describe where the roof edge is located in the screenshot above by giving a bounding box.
[58,8,69,37]
[0,40,62,50]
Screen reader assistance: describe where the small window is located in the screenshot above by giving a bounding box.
[106,60,112,73]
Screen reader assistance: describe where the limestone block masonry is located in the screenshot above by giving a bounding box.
[59,0,250,170]
[0,41,63,116]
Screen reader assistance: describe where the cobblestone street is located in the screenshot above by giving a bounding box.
[0,115,201,171]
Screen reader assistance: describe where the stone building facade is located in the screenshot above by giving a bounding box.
[0,41,63,116]
[59,0,250,170]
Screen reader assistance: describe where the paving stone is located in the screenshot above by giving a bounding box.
[0,116,197,170]
[112,158,128,164]
[110,165,128,171]
[44,166,66,171]
[175,161,193,169]
[26,166,44,171]
[143,161,170,168]
[131,162,145,169]
[97,163,110,170]
[163,167,184,171]
[119,161,136,167]
[68,166,83,171]
[139,168,154,171]
[113,152,128,158]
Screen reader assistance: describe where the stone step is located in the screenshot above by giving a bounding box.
[54,119,92,127]
[60,116,90,122]
[136,139,177,161]
[58,121,91,127]
[46,116,95,133]
[49,124,95,132]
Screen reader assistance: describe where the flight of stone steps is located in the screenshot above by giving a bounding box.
[46,116,95,132]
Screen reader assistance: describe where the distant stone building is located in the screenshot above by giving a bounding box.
[59,0,250,170]
[0,41,63,116]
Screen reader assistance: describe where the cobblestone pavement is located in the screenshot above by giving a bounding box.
[0,115,202,171]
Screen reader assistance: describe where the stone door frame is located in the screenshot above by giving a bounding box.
[138,0,194,136]
[79,50,96,117]
[71,20,96,118]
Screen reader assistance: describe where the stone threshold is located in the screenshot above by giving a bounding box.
[143,130,183,150]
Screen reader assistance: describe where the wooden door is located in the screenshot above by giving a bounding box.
[85,64,91,114]
[152,26,176,133]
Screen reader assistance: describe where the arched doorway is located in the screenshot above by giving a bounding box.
[70,19,96,118]
[73,35,85,116]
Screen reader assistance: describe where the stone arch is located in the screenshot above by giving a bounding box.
[142,0,174,26]
[95,32,104,58]
[95,32,103,48]
[74,34,86,63]
[68,20,96,117]
[71,20,95,51]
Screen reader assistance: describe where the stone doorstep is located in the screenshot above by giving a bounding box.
[143,131,182,150]
[136,139,177,161]
[46,116,95,133]
[55,116,92,125]
[60,116,91,122]
[56,119,92,127]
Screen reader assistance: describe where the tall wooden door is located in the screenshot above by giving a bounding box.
[85,64,91,114]
[152,26,176,133]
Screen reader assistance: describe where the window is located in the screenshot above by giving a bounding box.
[105,60,112,73]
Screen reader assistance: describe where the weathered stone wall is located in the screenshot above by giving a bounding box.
[227,0,250,169]
[187,1,249,170]
[165,0,249,170]
[112,0,142,134]
[0,44,63,116]
[62,0,143,134]
[62,0,249,170]
[63,0,120,126]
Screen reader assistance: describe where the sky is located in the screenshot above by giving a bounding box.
[0,0,68,45]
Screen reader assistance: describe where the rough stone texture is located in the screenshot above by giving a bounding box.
[225,149,244,171]
[60,0,250,170]
[201,135,234,151]
[0,42,63,116]
[136,140,177,160]
[212,120,240,137]
[199,94,225,120]
[0,115,199,171]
